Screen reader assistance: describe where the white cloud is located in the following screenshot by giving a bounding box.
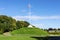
[13,16,60,20]
[32,24,45,28]
[32,24,60,29]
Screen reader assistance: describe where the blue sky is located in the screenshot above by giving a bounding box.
[0,0,60,29]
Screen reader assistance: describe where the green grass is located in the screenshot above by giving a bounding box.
[0,28,48,40]
[11,28,48,36]
[0,35,37,40]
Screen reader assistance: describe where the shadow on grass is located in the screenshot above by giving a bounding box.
[31,36,60,40]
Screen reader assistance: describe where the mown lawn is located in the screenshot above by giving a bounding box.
[0,28,48,40]
[0,35,37,40]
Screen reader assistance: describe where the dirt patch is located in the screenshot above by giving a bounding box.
[3,32,12,36]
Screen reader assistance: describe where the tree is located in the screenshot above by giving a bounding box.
[0,15,16,33]
[0,15,31,33]
[16,21,30,29]
[58,28,60,30]
[48,28,53,30]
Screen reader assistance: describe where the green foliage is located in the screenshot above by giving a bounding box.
[0,15,16,33]
[0,15,30,33]
[16,21,30,29]
[0,15,47,37]
[11,28,48,35]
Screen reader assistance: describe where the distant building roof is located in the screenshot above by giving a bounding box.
[28,25,33,28]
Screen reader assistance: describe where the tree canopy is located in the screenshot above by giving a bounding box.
[0,15,30,33]
[16,21,30,29]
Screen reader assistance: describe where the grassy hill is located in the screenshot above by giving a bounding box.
[11,28,48,36]
[0,28,48,40]
[0,35,36,40]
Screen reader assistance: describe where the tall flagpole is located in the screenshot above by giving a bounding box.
[28,0,31,24]
[28,0,33,27]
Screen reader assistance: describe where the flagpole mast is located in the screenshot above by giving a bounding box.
[28,0,31,24]
[28,0,33,27]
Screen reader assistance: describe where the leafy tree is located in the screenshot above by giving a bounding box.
[58,28,60,30]
[16,21,30,29]
[0,15,16,33]
[48,28,53,30]
[0,15,30,33]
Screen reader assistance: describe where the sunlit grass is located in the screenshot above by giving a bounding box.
[0,35,36,40]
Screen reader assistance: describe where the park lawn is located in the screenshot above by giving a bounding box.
[0,35,37,40]
[0,28,48,40]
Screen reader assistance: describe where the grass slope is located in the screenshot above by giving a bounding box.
[11,28,48,36]
[0,28,48,40]
[0,35,36,40]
